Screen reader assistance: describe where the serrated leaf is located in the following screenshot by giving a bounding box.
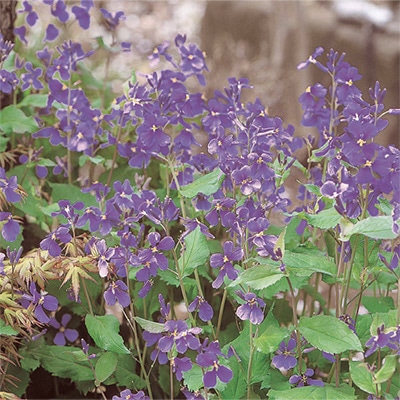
[341,216,397,241]
[179,226,210,278]
[298,315,362,353]
[95,352,118,385]
[219,358,246,399]
[303,207,342,230]
[182,363,204,392]
[349,361,375,394]
[180,168,225,198]
[230,264,284,290]
[0,105,38,134]
[28,345,95,381]
[0,319,18,336]
[85,315,130,354]
[134,316,166,333]
[268,384,356,399]
[373,355,397,384]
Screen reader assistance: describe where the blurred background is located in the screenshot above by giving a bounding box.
[24,0,400,146]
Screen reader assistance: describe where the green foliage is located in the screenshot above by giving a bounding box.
[178,226,210,278]
[268,384,356,399]
[179,168,225,198]
[85,315,130,354]
[298,315,363,353]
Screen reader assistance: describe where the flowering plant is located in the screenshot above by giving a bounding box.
[0,1,399,399]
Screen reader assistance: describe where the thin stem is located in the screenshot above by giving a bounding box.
[122,309,153,399]
[286,276,302,373]
[216,288,228,339]
[246,323,254,400]
[335,244,346,318]
[106,124,123,187]
[170,359,174,400]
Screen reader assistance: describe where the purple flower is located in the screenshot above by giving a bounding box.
[49,314,79,346]
[19,1,39,27]
[51,200,84,227]
[181,387,205,400]
[188,296,214,322]
[44,23,59,42]
[158,320,201,354]
[0,167,22,203]
[365,324,396,358]
[100,8,125,31]
[196,351,233,388]
[81,338,96,359]
[289,368,324,387]
[210,241,243,289]
[181,218,215,239]
[20,62,44,91]
[71,3,91,30]
[0,252,5,275]
[91,239,115,278]
[171,356,192,380]
[297,47,327,72]
[272,338,298,371]
[104,280,130,308]
[0,213,20,242]
[339,314,356,333]
[20,282,58,324]
[235,291,265,325]
[40,226,72,257]
[112,389,149,400]
[232,165,261,195]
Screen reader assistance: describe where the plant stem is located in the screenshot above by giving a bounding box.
[246,323,255,400]
[122,309,153,399]
[216,288,228,339]
[286,276,303,373]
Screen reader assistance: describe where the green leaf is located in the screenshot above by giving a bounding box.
[255,324,290,354]
[0,105,38,134]
[284,249,336,277]
[268,384,356,399]
[49,182,98,207]
[28,345,95,381]
[17,94,49,108]
[134,316,166,334]
[0,319,18,336]
[182,363,204,392]
[303,207,342,230]
[349,361,376,394]
[341,216,397,241]
[180,168,225,198]
[220,358,246,399]
[179,226,210,278]
[261,368,291,391]
[95,352,118,385]
[85,314,130,354]
[362,296,395,313]
[374,355,398,384]
[230,264,284,290]
[298,315,362,353]
[5,364,30,397]
[115,354,146,388]
[79,154,105,167]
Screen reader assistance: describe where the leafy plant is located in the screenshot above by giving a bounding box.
[0,2,399,399]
